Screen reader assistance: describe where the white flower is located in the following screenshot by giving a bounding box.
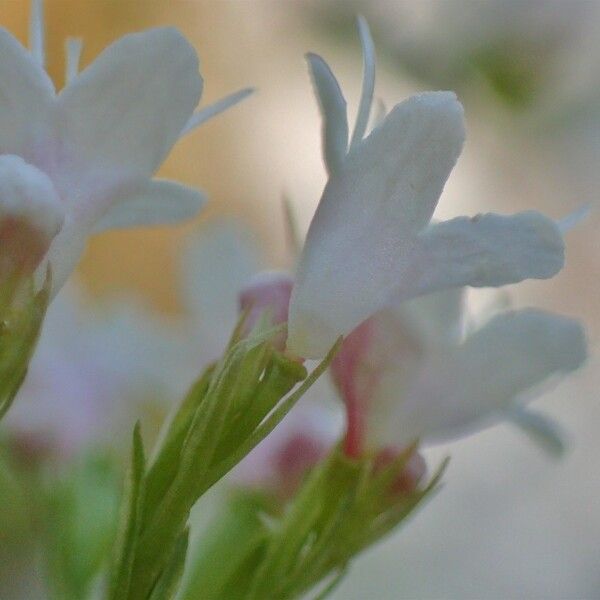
[1,1,252,295]
[7,284,188,459]
[331,289,587,454]
[287,18,565,358]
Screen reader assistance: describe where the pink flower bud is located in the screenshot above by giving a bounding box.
[0,156,64,280]
[239,270,294,351]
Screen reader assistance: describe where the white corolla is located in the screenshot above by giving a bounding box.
[287,18,565,359]
[0,0,251,293]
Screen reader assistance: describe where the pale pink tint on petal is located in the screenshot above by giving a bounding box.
[239,271,293,350]
[330,318,375,457]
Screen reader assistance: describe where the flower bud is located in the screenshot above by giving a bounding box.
[0,155,64,280]
[239,270,294,351]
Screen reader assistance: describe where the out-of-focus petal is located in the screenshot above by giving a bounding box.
[288,92,465,358]
[386,288,465,347]
[349,16,376,147]
[39,219,89,296]
[306,53,348,176]
[180,220,262,355]
[92,180,205,232]
[505,404,567,457]
[374,309,586,447]
[394,212,565,302]
[53,28,202,218]
[0,28,54,158]
[180,87,254,138]
[65,37,83,84]
[29,0,44,67]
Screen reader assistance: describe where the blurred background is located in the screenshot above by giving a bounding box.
[2,1,600,598]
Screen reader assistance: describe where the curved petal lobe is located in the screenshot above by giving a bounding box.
[394,211,565,302]
[0,28,54,159]
[92,180,205,232]
[54,27,202,217]
[306,53,348,176]
[288,92,465,358]
[380,309,586,447]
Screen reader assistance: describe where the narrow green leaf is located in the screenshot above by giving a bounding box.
[108,423,146,600]
[148,527,190,600]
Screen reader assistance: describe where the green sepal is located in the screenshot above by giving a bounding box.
[110,322,338,599]
[0,273,50,421]
[148,527,189,600]
[178,493,270,600]
[108,423,146,600]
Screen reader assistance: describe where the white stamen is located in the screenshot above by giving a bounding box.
[180,87,254,138]
[350,15,376,147]
[65,37,83,84]
[29,0,45,67]
[506,405,567,458]
[557,203,592,234]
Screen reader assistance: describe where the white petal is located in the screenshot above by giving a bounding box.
[54,28,202,218]
[288,92,465,358]
[180,220,262,354]
[306,53,348,176]
[0,27,54,158]
[556,203,591,234]
[29,0,44,67]
[387,288,465,347]
[92,180,205,233]
[38,219,89,297]
[180,87,254,138]
[349,15,376,147]
[394,211,565,302]
[505,405,567,458]
[379,309,586,447]
[65,37,83,84]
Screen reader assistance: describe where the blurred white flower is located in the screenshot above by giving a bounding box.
[1,1,251,296]
[331,289,587,456]
[286,18,565,358]
[6,284,187,460]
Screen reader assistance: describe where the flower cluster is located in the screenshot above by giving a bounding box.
[0,5,590,600]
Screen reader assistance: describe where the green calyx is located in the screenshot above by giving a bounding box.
[108,319,340,600]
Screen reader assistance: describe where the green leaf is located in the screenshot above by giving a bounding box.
[178,494,269,600]
[0,275,50,420]
[45,453,120,600]
[148,528,189,600]
[108,423,146,600]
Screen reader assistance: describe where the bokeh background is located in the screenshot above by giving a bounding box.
[2,1,600,598]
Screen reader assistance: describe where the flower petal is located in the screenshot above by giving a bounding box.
[38,219,89,297]
[180,87,254,138]
[394,211,565,302]
[92,180,205,232]
[306,53,348,176]
[288,92,465,358]
[375,309,586,447]
[181,220,262,354]
[54,27,202,218]
[505,405,567,458]
[349,15,376,147]
[0,27,54,158]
